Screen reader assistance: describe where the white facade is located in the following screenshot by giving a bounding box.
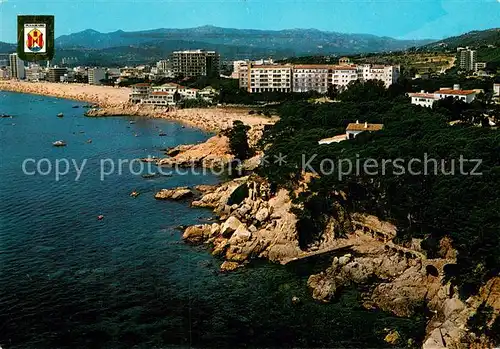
[458,48,477,71]
[435,88,477,103]
[231,60,248,79]
[474,62,487,72]
[0,68,9,80]
[409,85,478,108]
[357,64,399,88]
[293,66,329,93]
[247,65,292,93]
[409,93,437,108]
[132,83,198,106]
[143,92,175,106]
[494,83,500,98]
[332,67,358,89]
[129,83,152,104]
[239,62,399,93]
[88,68,106,85]
[9,53,25,80]
[25,64,41,82]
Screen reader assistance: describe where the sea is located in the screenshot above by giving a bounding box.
[0,91,423,348]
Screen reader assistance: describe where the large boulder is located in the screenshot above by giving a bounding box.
[228,225,252,244]
[220,261,241,272]
[182,224,212,244]
[221,216,243,237]
[155,187,193,200]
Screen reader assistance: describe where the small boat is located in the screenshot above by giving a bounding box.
[97,215,104,221]
[141,173,156,179]
[72,105,80,109]
[52,140,67,147]
[130,191,140,198]
[57,113,64,118]
[86,139,92,144]
[134,134,138,137]
[158,133,167,137]
[129,121,136,124]
[0,114,12,118]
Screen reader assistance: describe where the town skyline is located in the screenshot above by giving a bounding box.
[0,0,499,42]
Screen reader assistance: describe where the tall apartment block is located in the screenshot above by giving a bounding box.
[9,53,25,80]
[239,59,399,93]
[171,50,220,78]
[458,48,477,71]
[88,68,106,85]
[240,65,292,93]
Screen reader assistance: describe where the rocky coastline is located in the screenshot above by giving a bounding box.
[6,80,498,348]
[154,159,500,348]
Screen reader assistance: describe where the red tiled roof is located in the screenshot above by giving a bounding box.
[132,83,151,87]
[156,83,185,89]
[330,65,357,70]
[346,123,384,132]
[409,93,437,99]
[151,92,172,96]
[250,65,291,69]
[293,65,331,69]
[434,89,476,96]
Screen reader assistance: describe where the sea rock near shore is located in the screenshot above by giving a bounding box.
[184,175,302,269]
[154,187,193,200]
[158,135,234,168]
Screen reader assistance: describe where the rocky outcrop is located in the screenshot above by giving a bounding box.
[422,276,500,349]
[184,175,303,269]
[157,135,235,168]
[306,230,500,348]
[154,187,193,200]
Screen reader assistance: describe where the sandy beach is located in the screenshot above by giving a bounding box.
[0,80,278,132]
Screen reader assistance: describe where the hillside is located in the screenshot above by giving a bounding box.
[0,42,16,54]
[53,26,432,60]
[425,28,500,67]
[426,28,500,49]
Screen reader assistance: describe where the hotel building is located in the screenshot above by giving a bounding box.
[88,68,106,85]
[458,48,477,71]
[171,50,220,78]
[293,65,329,93]
[242,65,293,93]
[9,53,25,80]
[238,59,399,93]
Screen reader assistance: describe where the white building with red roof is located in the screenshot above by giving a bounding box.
[409,84,478,108]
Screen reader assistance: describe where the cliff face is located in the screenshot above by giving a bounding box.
[180,175,500,348]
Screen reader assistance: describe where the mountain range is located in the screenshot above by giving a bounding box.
[1,26,498,66]
[0,26,433,65]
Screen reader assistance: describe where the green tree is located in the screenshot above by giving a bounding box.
[225,120,252,161]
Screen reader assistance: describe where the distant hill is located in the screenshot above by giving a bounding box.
[0,42,16,54]
[54,25,432,60]
[425,28,500,49]
[425,28,500,67]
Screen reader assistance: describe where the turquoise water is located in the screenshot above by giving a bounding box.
[0,91,422,348]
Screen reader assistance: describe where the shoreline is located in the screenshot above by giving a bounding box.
[0,80,278,132]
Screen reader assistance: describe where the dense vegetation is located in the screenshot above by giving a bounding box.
[257,80,500,298]
[223,120,252,161]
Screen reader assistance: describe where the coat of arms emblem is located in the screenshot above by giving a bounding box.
[24,23,47,53]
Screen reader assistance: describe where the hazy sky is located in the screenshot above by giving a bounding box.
[0,0,499,42]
